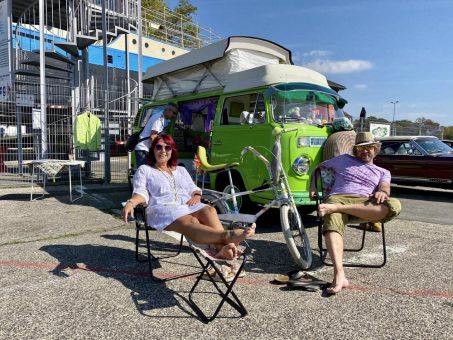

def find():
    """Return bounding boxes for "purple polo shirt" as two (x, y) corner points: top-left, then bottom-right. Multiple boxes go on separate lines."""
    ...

(323, 154), (391, 197)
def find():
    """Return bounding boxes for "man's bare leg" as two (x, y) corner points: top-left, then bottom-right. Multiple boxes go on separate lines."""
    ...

(319, 201), (389, 221)
(325, 231), (349, 294)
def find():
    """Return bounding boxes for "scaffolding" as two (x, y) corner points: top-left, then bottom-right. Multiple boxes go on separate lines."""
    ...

(1, 0), (221, 187)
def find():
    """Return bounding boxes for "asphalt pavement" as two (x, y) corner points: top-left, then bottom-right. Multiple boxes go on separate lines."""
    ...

(0, 183), (452, 339)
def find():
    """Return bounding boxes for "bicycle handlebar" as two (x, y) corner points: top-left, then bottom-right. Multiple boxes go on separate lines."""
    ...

(240, 146), (270, 167)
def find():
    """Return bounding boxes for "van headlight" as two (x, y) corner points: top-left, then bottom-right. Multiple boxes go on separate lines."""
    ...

(292, 156), (310, 175)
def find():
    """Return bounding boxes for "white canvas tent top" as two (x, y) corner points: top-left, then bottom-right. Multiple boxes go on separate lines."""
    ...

(143, 36), (335, 101)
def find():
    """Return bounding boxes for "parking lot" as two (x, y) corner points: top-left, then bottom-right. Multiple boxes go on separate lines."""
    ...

(0, 184), (452, 339)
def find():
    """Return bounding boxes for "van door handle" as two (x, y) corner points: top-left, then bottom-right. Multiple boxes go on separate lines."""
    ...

(212, 140), (222, 145)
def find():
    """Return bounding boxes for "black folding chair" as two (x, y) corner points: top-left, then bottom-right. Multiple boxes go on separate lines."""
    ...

(128, 168), (199, 282)
(128, 168), (249, 321)
(314, 167), (387, 268)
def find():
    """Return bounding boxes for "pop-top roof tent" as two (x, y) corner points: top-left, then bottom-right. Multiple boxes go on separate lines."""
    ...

(143, 36), (344, 101)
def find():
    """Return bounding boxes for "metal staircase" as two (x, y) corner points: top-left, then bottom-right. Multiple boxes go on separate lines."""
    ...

(14, 0), (138, 88)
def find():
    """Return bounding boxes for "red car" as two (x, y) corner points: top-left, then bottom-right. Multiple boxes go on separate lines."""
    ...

(374, 136), (453, 185)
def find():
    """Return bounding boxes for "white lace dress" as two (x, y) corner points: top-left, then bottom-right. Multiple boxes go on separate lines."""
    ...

(132, 165), (206, 231)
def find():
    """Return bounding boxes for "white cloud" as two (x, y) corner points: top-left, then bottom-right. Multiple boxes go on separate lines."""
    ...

(303, 59), (374, 74)
(303, 50), (331, 57)
(354, 84), (368, 90)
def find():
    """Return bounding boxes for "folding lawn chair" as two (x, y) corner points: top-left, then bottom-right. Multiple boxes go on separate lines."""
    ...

(128, 168), (249, 322)
(314, 167), (387, 268)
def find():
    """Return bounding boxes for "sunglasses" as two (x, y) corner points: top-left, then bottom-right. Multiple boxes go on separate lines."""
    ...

(155, 144), (172, 152)
(356, 145), (376, 152)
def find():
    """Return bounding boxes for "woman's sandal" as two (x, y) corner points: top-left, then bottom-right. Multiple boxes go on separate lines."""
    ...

(229, 259), (246, 278)
(273, 269), (301, 284)
(201, 265), (235, 283)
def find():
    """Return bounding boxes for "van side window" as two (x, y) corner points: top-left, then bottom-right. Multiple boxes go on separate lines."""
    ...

(140, 106), (165, 128)
(221, 93), (266, 125)
(173, 97), (218, 153)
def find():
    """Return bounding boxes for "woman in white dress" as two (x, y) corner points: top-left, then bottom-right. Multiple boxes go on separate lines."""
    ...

(122, 134), (255, 260)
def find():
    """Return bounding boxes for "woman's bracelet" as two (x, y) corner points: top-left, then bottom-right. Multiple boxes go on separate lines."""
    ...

(193, 193), (202, 197)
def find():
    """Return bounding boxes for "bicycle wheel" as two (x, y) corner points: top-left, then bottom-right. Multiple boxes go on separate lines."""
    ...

(280, 204), (312, 269)
(201, 191), (230, 215)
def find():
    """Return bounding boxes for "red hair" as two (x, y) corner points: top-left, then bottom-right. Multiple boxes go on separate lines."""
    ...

(149, 134), (178, 167)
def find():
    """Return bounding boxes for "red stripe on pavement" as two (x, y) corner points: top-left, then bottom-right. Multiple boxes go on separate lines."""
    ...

(1, 261), (452, 299)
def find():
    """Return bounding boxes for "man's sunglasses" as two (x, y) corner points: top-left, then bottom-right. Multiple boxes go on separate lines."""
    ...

(355, 145), (377, 152)
(155, 144), (172, 152)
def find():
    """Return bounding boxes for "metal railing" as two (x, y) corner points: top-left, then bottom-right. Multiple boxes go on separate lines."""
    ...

(141, 6), (221, 48)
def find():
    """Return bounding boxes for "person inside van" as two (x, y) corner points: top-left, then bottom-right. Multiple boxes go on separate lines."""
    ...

(124, 134), (256, 260)
(134, 102), (179, 167)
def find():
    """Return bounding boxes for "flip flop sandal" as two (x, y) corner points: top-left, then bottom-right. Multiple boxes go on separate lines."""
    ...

(287, 274), (327, 291)
(287, 281), (323, 292)
(273, 269), (302, 284)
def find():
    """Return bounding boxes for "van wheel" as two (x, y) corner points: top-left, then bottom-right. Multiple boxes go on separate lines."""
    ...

(215, 172), (253, 212)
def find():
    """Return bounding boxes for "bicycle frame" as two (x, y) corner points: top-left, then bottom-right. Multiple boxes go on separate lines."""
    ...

(203, 127), (298, 221)
(201, 126), (312, 269)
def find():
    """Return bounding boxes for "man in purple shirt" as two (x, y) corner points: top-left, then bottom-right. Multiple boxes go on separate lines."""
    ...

(310, 132), (401, 294)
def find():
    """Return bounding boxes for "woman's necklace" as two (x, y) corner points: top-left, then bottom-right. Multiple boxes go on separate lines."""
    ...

(156, 166), (180, 203)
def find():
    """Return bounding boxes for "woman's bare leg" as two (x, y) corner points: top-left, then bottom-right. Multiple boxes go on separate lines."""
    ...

(165, 215), (255, 251)
(190, 205), (255, 257)
(191, 205), (224, 232)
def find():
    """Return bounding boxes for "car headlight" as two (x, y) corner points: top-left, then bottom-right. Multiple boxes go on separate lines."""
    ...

(292, 156), (310, 175)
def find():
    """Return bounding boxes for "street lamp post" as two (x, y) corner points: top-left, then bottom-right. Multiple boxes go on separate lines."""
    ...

(390, 100), (399, 136)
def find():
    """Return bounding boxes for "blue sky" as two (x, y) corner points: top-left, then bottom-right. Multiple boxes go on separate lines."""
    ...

(167, 0), (453, 126)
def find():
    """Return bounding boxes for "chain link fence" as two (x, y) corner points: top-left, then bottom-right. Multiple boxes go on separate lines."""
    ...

(354, 120), (444, 139)
(0, 81), (137, 188)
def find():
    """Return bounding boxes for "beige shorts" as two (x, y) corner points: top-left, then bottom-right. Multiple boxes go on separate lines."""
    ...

(322, 194), (401, 236)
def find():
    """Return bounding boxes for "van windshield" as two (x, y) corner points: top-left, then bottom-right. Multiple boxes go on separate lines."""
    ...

(267, 86), (345, 125)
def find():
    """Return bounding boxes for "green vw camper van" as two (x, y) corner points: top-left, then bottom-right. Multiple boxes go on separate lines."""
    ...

(133, 36), (348, 209)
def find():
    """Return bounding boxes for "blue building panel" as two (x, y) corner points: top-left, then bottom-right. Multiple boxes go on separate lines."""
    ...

(88, 45), (163, 71)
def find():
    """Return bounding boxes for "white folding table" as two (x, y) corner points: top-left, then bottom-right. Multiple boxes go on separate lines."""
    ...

(30, 160), (86, 202)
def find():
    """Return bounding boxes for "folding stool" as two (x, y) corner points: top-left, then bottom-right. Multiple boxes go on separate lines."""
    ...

(188, 244), (248, 323)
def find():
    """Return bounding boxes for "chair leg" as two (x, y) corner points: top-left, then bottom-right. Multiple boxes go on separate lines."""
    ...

(135, 226), (200, 283)
(188, 250), (248, 323)
(318, 221), (387, 268)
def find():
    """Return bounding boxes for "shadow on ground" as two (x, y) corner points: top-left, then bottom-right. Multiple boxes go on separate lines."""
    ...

(39, 242), (199, 319)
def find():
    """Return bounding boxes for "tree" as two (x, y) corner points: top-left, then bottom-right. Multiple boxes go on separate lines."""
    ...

(170, 0), (199, 48)
(415, 117), (440, 127)
(141, 0), (199, 47)
(174, 0), (197, 18)
(142, 0), (168, 16)
(443, 126), (453, 139)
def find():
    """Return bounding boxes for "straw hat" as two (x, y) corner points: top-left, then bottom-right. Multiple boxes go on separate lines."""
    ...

(354, 132), (379, 147)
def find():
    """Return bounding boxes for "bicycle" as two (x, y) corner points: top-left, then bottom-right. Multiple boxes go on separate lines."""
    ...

(197, 126), (313, 270)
